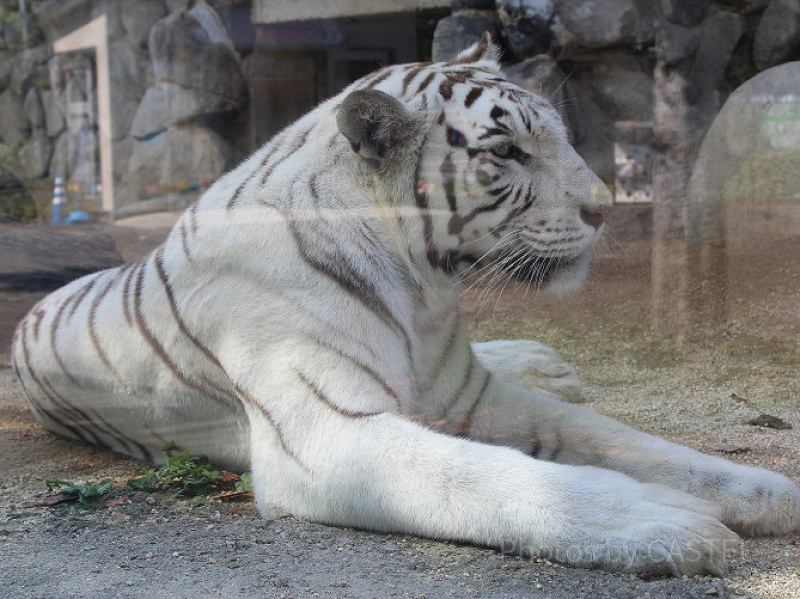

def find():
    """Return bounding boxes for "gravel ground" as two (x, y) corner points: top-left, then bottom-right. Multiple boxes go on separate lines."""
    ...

(0, 218), (798, 599)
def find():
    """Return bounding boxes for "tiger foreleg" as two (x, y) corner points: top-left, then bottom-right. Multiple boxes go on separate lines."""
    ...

(466, 375), (800, 537)
(242, 387), (735, 576)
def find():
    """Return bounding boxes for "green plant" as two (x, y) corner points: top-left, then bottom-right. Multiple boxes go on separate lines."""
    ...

(128, 444), (251, 501)
(46, 479), (114, 506)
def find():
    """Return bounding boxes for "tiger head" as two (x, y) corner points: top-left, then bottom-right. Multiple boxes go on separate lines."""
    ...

(337, 33), (612, 294)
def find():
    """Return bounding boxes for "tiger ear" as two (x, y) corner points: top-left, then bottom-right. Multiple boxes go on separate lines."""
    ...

(337, 89), (416, 163)
(450, 31), (501, 66)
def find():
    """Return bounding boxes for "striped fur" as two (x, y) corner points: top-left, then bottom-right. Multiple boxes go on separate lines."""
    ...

(12, 35), (799, 575)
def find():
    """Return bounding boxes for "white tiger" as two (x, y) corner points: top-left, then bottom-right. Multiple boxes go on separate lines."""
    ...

(12, 34), (799, 576)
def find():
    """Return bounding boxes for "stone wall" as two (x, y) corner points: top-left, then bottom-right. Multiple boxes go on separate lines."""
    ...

(1, 0), (799, 219)
(432, 0), (800, 184)
(0, 0), (252, 217)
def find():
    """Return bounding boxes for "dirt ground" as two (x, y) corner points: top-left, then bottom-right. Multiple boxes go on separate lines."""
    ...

(0, 215), (798, 599)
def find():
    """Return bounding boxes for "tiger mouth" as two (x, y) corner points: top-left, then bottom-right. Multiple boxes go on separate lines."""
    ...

(508, 254), (582, 284)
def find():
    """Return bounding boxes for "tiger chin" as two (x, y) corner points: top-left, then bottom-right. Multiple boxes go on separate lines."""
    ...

(12, 33), (799, 577)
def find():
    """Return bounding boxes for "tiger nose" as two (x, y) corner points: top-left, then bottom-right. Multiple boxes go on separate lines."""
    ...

(579, 205), (611, 230)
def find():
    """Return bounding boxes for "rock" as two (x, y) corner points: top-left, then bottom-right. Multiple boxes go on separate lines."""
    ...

(658, 22), (700, 66)
(746, 414), (792, 429)
(48, 130), (70, 178)
(41, 89), (65, 138)
(496, 0), (554, 58)
(662, 0), (710, 27)
(0, 88), (28, 146)
(714, 0), (770, 12)
(130, 82), (241, 140)
(148, 3), (246, 101)
(23, 87), (45, 130)
(505, 55), (585, 143)
(92, 1), (126, 41)
(29, 0), (95, 42)
(0, 225), (124, 292)
(166, 0), (191, 13)
(452, 0), (497, 9)
(693, 11), (745, 92)
(127, 125), (234, 196)
(583, 59), (654, 122)
(472, 339), (585, 402)
(10, 44), (50, 95)
(0, 50), (12, 89)
(687, 62), (800, 247)
(18, 130), (52, 179)
(0, 165), (36, 220)
(753, 0), (800, 70)
(552, 0), (657, 49)
(122, 0), (167, 48)
(108, 39), (149, 141)
(431, 11), (499, 62)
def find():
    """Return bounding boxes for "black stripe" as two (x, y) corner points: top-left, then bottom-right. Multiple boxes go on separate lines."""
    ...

(427, 314), (461, 383)
(414, 151), (440, 269)
(227, 177), (249, 210)
(19, 324), (86, 442)
(439, 79), (453, 100)
(189, 201), (199, 235)
(284, 214), (413, 360)
(440, 350), (476, 417)
(152, 250), (239, 403)
(362, 67), (393, 89)
(234, 385), (312, 474)
(121, 263), (139, 327)
(447, 185), (517, 237)
(50, 291), (83, 387)
(260, 127), (312, 187)
(464, 87), (483, 107)
(178, 219), (195, 264)
(296, 370), (384, 418)
(401, 66), (426, 96)
(132, 260), (231, 408)
(415, 72), (436, 96)
(88, 273), (124, 382)
(457, 371), (492, 437)
(310, 337), (401, 408)
(67, 277), (98, 320)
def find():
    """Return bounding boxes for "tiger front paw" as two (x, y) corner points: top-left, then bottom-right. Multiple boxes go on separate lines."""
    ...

(699, 464), (800, 536)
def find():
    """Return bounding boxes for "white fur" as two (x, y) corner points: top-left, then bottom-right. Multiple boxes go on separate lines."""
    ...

(12, 38), (799, 577)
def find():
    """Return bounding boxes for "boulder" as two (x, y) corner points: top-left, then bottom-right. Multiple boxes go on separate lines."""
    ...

(496, 0), (554, 58)
(0, 225), (124, 292)
(127, 124), (234, 195)
(584, 59), (654, 122)
(552, 0), (656, 49)
(472, 339), (585, 403)
(505, 55), (585, 143)
(18, 129), (52, 179)
(23, 86), (45, 130)
(10, 44), (50, 95)
(0, 165), (36, 221)
(41, 89), (65, 138)
(753, 0), (800, 70)
(431, 11), (499, 62)
(0, 88), (28, 146)
(130, 82), (242, 141)
(122, 0), (167, 48)
(687, 61), (800, 246)
(108, 39), (149, 141)
(148, 2), (246, 101)
(714, 0), (770, 12)
(661, 0), (710, 27)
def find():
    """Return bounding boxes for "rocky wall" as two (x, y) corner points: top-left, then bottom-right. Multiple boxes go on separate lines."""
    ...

(432, 0), (800, 184)
(0, 0), (251, 218)
(1, 0), (799, 219)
